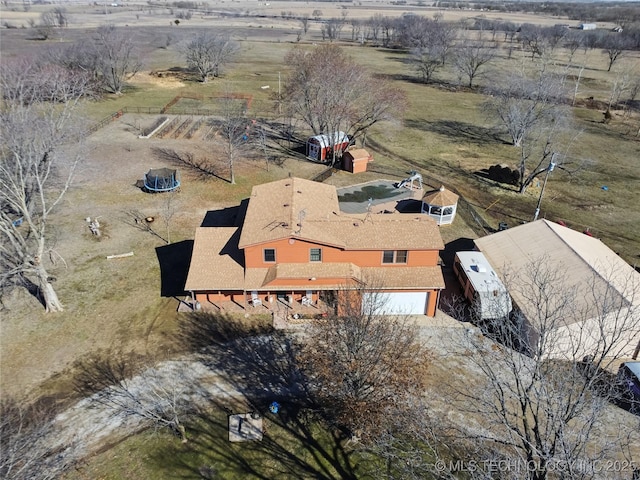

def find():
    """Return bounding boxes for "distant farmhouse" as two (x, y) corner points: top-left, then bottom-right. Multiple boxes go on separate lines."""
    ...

(185, 177), (445, 318)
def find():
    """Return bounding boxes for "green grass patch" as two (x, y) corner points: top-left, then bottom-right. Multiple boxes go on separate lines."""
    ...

(63, 407), (378, 480)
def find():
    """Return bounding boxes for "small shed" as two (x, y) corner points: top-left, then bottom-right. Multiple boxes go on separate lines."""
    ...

(307, 132), (350, 162)
(422, 186), (459, 225)
(343, 149), (373, 173)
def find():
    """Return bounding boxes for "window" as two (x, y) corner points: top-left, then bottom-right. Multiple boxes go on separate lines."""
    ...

(310, 248), (322, 262)
(382, 250), (408, 264)
(263, 248), (276, 263)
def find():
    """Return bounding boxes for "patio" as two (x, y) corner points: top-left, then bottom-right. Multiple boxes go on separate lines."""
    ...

(178, 295), (332, 329)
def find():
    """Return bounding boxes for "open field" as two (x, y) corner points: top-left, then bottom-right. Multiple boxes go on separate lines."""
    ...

(1, 3), (640, 475)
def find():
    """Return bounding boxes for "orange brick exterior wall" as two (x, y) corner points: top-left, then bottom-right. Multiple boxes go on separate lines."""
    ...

(244, 238), (439, 269)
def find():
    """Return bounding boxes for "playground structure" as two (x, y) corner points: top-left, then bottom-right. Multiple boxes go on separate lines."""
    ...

(144, 168), (180, 192)
(396, 171), (423, 191)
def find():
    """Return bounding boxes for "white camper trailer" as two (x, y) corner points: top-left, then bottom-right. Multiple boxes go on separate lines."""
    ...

(453, 251), (512, 320)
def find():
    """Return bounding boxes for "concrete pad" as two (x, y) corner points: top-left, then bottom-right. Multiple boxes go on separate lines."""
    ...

(228, 413), (263, 442)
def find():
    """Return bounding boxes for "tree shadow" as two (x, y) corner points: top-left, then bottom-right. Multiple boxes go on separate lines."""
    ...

(169, 311), (362, 478)
(153, 401), (361, 479)
(405, 118), (508, 146)
(151, 146), (229, 183)
(155, 240), (193, 297)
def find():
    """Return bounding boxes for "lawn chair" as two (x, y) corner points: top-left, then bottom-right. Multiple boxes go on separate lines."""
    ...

(250, 291), (262, 307)
(301, 292), (313, 306)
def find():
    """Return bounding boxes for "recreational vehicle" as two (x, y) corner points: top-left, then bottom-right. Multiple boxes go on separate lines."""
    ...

(453, 251), (512, 320)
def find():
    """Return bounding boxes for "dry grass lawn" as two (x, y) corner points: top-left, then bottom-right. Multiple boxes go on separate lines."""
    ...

(1, 2), (638, 419)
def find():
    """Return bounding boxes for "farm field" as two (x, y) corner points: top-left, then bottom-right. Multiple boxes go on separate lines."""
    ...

(1, 1), (640, 476)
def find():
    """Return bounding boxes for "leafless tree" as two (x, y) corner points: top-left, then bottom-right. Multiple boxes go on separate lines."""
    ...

(92, 24), (142, 94)
(453, 39), (496, 88)
(297, 285), (429, 442)
(35, 10), (58, 40)
(52, 7), (68, 27)
(0, 60), (91, 312)
(211, 93), (253, 185)
(283, 45), (405, 164)
(483, 66), (565, 148)
(482, 64), (578, 193)
(321, 17), (345, 42)
(181, 32), (238, 83)
(0, 398), (71, 480)
(160, 189), (178, 244)
(601, 34), (630, 72)
(518, 24), (548, 60)
(410, 45), (443, 84)
(74, 353), (199, 443)
(299, 16), (309, 34)
(49, 41), (102, 88)
(448, 260), (640, 480)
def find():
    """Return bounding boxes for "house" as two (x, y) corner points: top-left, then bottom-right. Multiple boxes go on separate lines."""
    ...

(306, 132), (350, 162)
(453, 251), (512, 321)
(474, 219), (640, 359)
(342, 148), (373, 174)
(184, 177), (446, 317)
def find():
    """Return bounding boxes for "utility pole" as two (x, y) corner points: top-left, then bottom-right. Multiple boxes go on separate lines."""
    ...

(533, 153), (556, 222)
(278, 71), (281, 115)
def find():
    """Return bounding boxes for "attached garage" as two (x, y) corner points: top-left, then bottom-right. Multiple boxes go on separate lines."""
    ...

(363, 291), (429, 315)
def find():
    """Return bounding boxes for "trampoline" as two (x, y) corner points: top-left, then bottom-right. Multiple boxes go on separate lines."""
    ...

(144, 168), (180, 192)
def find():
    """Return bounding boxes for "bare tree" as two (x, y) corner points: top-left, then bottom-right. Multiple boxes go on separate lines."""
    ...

(52, 7), (68, 27)
(299, 16), (309, 35)
(483, 66), (565, 148)
(482, 65), (578, 193)
(92, 24), (142, 94)
(160, 189), (178, 244)
(182, 32), (238, 83)
(0, 398), (72, 480)
(450, 260), (640, 480)
(453, 39), (496, 88)
(211, 94), (253, 185)
(601, 34), (630, 72)
(321, 17), (345, 42)
(518, 24), (548, 60)
(74, 354), (197, 443)
(283, 45), (405, 164)
(0, 60), (90, 312)
(297, 286), (429, 442)
(35, 10), (58, 40)
(410, 45), (443, 84)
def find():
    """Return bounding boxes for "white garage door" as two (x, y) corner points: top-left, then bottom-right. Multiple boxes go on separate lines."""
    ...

(363, 292), (428, 315)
